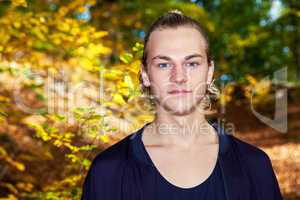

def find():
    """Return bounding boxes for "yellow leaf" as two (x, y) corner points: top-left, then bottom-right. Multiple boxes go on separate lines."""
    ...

(79, 58), (94, 71)
(77, 35), (89, 44)
(112, 93), (126, 105)
(129, 60), (141, 74)
(11, 0), (27, 7)
(245, 74), (257, 85)
(70, 27), (80, 35)
(103, 101), (117, 107)
(94, 31), (108, 38)
(0, 146), (7, 156)
(13, 21), (21, 29)
(137, 114), (154, 122)
(77, 6), (86, 13)
(99, 134), (109, 143)
(254, 79), (271, 96)
(15, 162), (25, 171)
(103, 69), (123, 80)
(7, 158), (26, 171)
(119, 88), (130, 96)
(0, 95), (10, 102)
(57, 22), (70, 32)
(124, 75), (134, 88)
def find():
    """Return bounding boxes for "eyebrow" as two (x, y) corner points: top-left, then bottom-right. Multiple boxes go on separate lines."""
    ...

(151, 54), (203, 61)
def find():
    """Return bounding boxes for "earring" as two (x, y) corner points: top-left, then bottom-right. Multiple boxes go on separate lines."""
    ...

(148, 93), (156, 107)
(201, 93), (212, 111)
(206, 79), (220, 99)
(199, 79), (217, 112)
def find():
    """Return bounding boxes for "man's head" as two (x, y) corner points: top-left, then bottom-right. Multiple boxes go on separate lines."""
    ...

(140, 10), (214, 115)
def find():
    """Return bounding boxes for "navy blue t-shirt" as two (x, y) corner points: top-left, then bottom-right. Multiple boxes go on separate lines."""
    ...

(81, 120), (284, 200)
(136, 130), (226, 200)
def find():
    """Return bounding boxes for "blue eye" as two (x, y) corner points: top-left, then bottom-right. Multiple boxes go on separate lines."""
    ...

(158, 63), (171, 68)
(185, 62), (199, 67)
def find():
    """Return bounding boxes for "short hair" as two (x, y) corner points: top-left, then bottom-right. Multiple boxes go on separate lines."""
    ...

(139, 10), (213, 98)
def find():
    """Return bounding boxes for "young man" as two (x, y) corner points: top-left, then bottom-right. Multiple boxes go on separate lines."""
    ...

(81, 10), (283, 200)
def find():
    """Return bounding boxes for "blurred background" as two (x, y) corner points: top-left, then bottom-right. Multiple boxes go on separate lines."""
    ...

(0, 0), (299, 199)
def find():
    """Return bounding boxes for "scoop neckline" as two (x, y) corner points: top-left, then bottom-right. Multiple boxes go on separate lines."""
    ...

(137, 121), (221, 191)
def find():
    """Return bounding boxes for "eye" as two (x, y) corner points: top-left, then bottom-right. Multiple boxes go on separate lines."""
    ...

(158, 63), (171, 69)
(185, 62), (200, 68)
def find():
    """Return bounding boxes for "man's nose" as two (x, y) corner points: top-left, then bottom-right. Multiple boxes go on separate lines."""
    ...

(170, 64), (187, 84)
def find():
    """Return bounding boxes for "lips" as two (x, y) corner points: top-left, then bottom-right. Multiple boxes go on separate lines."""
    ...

(168, 90), (192, 94)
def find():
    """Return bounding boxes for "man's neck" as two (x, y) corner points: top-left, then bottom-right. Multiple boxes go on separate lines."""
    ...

(146, 110), (217, 148)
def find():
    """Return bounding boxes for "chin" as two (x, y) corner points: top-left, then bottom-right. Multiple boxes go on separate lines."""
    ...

(161, 100), (198, 116)
(157, 94), (207, 115)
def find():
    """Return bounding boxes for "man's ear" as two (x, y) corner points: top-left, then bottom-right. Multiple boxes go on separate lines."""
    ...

(141, 64), (151, 87)
(207, 60), (214, 85)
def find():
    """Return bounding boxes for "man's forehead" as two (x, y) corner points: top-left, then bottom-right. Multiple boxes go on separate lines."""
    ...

(147, 41), (206, 60)
(147, 27), (207, 53)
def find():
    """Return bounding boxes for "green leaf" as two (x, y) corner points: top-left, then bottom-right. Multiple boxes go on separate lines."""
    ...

(120, 53), (133, 64)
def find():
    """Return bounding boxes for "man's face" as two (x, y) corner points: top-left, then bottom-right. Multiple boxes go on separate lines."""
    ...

(141, 26), (214, 115)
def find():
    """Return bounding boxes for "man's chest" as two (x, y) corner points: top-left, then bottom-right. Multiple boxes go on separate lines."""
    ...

(145, 144), (219, 188)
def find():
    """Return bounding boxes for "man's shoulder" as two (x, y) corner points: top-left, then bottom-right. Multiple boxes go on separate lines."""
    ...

(91, 132), (135, 169)
(81, 133), (138, 199)
(227, 135), (283, 199)
(229, 135), (272, 168)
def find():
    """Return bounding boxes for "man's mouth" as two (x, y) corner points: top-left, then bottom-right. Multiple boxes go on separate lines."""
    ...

(168, 89), (192, 95)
